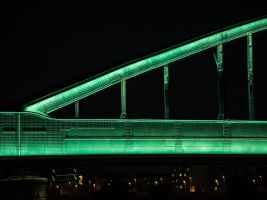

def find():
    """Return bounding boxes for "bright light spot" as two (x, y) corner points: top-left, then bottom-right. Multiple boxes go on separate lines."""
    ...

(56, 185), (59, 189)
(179, 173), (182, 177)
(79, 175), (83, 185)
(190, 186), (195, 192)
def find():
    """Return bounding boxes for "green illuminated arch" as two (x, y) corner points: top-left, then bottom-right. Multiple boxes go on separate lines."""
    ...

(24, 18), (267, 115)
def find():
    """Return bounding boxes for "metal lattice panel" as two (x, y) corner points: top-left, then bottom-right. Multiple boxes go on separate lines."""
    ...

(0, 112), (267, 156)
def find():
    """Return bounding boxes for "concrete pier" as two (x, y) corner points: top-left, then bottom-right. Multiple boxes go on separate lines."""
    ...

(0, 176), (47, 200)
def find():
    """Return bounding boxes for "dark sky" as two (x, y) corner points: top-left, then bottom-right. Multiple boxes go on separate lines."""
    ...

(0, 2), (266, 120)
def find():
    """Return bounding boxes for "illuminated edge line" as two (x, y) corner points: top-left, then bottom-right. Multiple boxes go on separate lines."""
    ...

(24, 18), (267, 115)
(64, 138), (267, 141)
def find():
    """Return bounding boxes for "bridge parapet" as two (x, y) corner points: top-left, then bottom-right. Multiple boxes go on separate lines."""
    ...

(1, 112), (267, 156)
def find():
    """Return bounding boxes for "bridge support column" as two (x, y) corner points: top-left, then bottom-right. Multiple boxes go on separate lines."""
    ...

(214, 44), (225, 119)
(164, 65), (170, 119)
(120, 80), (127, 119)
(0, 168), (47, 200)
(0, 176), (48, 200)
(75, 101), (79, 118)
(247, 33), (254, 120)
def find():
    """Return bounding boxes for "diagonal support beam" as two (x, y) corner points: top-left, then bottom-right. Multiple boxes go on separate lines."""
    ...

(247, 33), (254, 120)
(214, 44), (225, 119)
(120, 80), (127, 119)
(164, 65), (170, 119)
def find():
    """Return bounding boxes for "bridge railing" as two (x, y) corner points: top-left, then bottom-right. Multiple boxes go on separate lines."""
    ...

(2, 111), (267, 156)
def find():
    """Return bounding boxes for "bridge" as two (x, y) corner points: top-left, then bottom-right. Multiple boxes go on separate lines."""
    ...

(1, 17), (267, 157)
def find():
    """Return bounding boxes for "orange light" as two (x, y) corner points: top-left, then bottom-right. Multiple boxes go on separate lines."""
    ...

(190, 186), (195, 192)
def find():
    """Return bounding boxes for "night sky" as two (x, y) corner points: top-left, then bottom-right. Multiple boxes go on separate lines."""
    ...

(0, 2), (267, 120)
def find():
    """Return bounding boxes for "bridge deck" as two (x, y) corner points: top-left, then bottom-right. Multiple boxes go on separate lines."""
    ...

(1, 112), (267, 156)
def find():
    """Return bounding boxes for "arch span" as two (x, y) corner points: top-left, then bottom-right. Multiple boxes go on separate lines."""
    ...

(24, 18), (267, 115)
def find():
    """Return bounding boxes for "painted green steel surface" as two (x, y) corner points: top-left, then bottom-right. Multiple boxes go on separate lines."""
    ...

(120, 81), (127, 119)
(1, 18), (267, 157)
(247, 33), (254, 119)
(164, 65), (170, 119)
(1, 112), (267, 156)
(23, 18), (267, 115)
(215, 44), (225, 119)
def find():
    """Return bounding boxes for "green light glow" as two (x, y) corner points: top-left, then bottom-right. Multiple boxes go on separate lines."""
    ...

(23, 18), (267, 115)
(1, 18), (267, 157)
(18, 138), (267, 155)
(1, 112), (267, 156)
